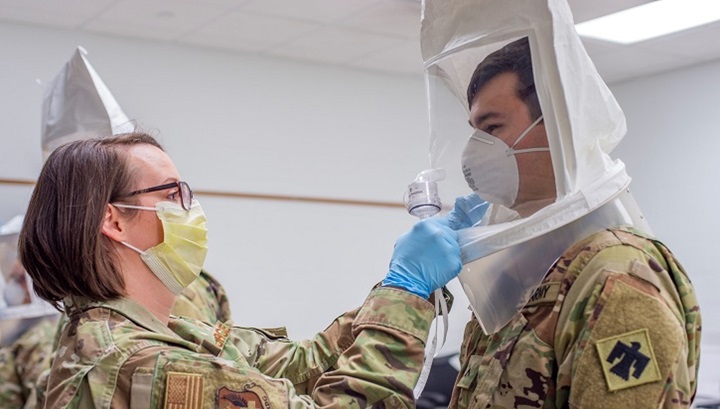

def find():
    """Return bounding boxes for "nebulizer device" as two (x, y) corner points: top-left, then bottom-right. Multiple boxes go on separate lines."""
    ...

(404, 168), (445, 220)
(404, 168), (450, 399)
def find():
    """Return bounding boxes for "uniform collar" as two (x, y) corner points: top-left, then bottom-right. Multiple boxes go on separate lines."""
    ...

(65, 296), (179, 338)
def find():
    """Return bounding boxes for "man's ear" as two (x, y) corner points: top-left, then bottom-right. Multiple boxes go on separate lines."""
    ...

(101, 204), (127, 243)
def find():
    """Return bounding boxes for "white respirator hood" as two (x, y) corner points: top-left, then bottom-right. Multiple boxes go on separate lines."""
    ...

(420, 0), (650, 334)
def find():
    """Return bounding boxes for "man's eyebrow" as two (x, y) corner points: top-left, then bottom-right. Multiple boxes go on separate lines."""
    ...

(470, 112), (500, 129)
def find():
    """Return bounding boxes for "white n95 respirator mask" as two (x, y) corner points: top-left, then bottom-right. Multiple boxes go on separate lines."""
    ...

(461, 115), (545, 208)
(113, 200), (208, 294)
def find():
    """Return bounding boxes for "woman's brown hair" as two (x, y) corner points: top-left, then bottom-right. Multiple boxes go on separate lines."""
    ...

(19, 132), (163, 310)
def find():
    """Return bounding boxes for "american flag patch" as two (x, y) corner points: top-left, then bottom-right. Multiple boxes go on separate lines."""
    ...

(164, 371), (203, 409)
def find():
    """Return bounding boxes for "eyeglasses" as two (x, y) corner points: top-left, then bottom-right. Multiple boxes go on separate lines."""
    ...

(123, 181), (194, 211)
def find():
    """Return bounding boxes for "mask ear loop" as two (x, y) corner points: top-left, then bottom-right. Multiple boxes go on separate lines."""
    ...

(109, 203), (157, 255)
(112, 203), (157, 212)
(507, 115), (545, 155)
(119, 241), (146, 255)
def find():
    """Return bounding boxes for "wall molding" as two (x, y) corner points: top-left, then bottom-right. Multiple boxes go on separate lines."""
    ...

(0, 178), (405, 209)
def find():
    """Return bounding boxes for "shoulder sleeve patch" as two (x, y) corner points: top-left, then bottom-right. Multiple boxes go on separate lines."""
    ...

(164, 371), (203, 409)
(595, 329), (661, 391)
(155, 353), (289, 409)
(216, 384), (272, 408)
(569, 274), (685, 408)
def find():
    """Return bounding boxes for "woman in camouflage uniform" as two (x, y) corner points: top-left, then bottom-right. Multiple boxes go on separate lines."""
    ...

(19, 132), (462, 408)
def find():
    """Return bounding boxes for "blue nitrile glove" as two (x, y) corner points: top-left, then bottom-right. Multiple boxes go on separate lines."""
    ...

(382, 218), (462, 299)
(445, 194), (489, 231)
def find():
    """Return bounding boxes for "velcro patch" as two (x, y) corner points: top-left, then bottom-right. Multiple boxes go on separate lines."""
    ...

(595, 329), (661, 391)
(216, 383), (271, 409)
(165, 371), (204, 409)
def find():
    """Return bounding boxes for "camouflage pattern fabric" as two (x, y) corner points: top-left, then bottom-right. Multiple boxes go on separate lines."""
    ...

(43, 287), (433, 408)
(450, 227), (701, 409)
(170, 270), (232, 324)
(31, 270), (233, 408)
(0, 315), (60, 409)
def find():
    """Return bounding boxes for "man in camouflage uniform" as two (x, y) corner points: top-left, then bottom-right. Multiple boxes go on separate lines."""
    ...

(415, 0), (701, 407)
(0, 315), (59, 409)
(450, 228), (700, 408)
(0, 270), (232, 409)
(0, 218), (61, 409)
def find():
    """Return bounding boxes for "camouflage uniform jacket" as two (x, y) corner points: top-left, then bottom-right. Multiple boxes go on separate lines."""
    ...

(34, 270), (233, 408)
(169, 270), (233, 324)
(43, 287), (434, 408)
(0, 315), (60, 409)
(450, 227), (701, 409)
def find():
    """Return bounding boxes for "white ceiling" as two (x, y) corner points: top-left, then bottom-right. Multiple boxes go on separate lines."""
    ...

(2, 0), (720, 84)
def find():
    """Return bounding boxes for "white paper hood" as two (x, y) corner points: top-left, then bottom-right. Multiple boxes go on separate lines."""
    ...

(419, 0), (649, 334)
(421, 0), (628, 206)
(41, 46), (134, 159)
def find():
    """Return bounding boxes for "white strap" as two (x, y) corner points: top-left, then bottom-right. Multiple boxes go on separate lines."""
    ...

(509, 115), (544, 149)
(120, 241), (146, 255)
(112, 203), (156, 211)
(413, 287), (449, 399)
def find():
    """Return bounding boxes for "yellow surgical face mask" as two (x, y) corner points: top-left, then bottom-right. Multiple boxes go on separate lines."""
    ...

(113, 200), (208, 294)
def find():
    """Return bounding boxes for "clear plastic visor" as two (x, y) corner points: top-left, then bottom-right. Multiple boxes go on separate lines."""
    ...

(427, 35), (556, 221)
(425, 35), (564, 335)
